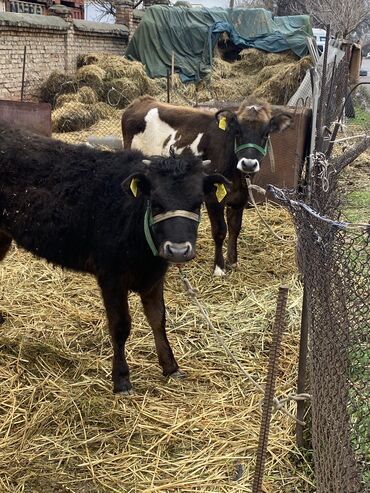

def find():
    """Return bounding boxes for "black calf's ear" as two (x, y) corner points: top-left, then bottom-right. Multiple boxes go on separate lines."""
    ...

(269, 113), (292, 133)
(215, 110), (238, 132)
(121, 173), (151, 197)
(203, 174), (232, 202)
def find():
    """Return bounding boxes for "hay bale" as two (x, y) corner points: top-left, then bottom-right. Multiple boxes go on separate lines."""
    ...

(39, 71), (78, 108)
(256, 65), (283, 85)
(212, 77), (258, 101)
(264, 51), (299, 66)
(55, 87), (98, 109)
(102, 78), (141, 108)
(55, 93), (79, 109)
(104, 57), (146, 81)
(52, 102), (101, 133)
(77, 86), (98, 105)
(77, 53), (160, 98)
(76, 53), (100, 68)
(77, 65), (106, 95)
(93, 101), (117, 119)
(235, 49), (300, 76)
(78, 53), (152, 90)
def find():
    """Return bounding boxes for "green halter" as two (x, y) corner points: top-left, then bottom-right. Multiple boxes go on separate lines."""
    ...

(234, 141), (268, 157)
(143, 202), (201, 257)
(144, 203), (158, 256)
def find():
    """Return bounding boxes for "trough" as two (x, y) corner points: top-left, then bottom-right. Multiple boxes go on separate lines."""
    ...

(0, 100), (52, 137)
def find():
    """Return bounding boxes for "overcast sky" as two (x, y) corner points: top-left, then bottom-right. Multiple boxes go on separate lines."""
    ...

(86, 1), (231, 22)
(195, 0), (229, 6)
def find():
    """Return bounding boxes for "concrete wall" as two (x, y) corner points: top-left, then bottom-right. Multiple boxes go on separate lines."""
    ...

(0, 12), (128, 100)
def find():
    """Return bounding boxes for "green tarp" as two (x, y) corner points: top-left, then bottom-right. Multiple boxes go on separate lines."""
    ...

(125, 6), (312, 83)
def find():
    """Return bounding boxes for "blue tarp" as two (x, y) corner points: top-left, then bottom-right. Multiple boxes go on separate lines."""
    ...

(126, 6), (312, 83)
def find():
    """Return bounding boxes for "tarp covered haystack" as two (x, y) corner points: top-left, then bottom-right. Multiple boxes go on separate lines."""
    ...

(126, 6), (312, 82)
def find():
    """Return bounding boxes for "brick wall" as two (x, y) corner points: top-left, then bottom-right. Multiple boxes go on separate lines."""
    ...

(0, 12), (128, 100)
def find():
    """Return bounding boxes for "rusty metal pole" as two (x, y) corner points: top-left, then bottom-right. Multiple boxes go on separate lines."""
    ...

(296, 283), (309, 447)
(21, 46), (27, 102)
(252, 286), (289, 493)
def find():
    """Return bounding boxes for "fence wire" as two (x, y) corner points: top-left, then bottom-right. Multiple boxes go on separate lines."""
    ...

(273, 41), (370, 491)
(272, 185), (369, 493)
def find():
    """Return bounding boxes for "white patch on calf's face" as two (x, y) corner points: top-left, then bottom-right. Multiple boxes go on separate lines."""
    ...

(131, 108), (204, 157)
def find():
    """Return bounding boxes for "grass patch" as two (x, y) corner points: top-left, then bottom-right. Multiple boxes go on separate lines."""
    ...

(352, 106), (370, 126)
(344, 190), (370, 222)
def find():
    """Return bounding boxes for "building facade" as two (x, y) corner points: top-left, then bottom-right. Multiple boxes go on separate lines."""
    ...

(0, 0), (84, 19)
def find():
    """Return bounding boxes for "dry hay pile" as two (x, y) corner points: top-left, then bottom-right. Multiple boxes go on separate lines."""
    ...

(41, 48), (311, 135)
(159, 49), (312, 106)
(211, 49), (312, 105)
(52, 101), (119, 133)
(0, 204), (314, 493)
(41, 53), (161, 133)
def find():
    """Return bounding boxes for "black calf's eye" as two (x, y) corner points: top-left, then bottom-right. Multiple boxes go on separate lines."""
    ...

(151, 203), (165, 215)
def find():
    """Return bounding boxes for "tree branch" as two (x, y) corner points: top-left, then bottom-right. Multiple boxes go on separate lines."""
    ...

(331, 136), (370, 172)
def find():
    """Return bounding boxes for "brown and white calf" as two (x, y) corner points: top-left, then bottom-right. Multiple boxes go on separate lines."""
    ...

(122, 96), (292, 275)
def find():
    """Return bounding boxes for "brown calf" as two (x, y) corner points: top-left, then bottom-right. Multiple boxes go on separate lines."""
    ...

(122, 96), (292, 275)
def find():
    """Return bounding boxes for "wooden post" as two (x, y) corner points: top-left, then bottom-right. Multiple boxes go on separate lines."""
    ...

(171, 51), (175, 91)
(296, 283), (309, 447)
(167, 69), (171, 103)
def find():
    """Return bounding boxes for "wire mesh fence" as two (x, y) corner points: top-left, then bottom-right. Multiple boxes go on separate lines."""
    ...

(272, 39), (370, 493)
(271, 183), (369, 493)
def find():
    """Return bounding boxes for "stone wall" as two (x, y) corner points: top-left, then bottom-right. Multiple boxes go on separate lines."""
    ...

(0, 12), (128, 100)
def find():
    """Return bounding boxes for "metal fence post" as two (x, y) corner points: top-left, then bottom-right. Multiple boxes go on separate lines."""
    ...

(252, 286), (289, 493)
(21, 46), (27, 102)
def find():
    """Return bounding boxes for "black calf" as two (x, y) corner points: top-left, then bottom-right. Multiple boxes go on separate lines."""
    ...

(0, 123), (229, 393)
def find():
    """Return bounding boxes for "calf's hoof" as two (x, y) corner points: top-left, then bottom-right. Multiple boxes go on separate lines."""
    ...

(226, 262), (237, 271)
(213, 265), (226, 277)
(168, 369), (186, 379)
(113, 379), (133, 395)
(115, 387), (134, 396)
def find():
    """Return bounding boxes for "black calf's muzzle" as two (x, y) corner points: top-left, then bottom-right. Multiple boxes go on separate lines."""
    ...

(162, 241), (194, 263)
(144, 203), (200, 262)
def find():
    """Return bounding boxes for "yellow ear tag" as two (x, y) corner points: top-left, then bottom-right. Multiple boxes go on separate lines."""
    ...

(218, 116), (227, 131)
(130, 178), (138, 197)
(215, 183), (227, 202)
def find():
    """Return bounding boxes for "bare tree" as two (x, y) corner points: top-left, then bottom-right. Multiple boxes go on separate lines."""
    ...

(275, 0), (303, 16)
(290, 0), (370, 37)
(87, 0), (115, 21)
(232, 0), (274, 8)
(87, 0), (144, 22)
